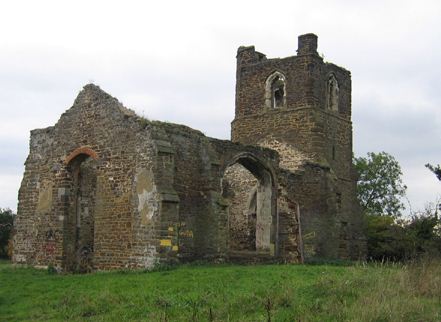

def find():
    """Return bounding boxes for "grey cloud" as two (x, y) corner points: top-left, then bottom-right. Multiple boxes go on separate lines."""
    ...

(354, 99), (441, 160)
(0, 138), (27, 169)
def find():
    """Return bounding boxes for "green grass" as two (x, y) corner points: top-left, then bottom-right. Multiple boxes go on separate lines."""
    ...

(1, 259), (440, 321)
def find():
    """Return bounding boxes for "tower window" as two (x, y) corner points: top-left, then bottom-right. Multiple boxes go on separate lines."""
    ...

(272, 77), (285, 108)
(327, 74), (339, 111)
(265, 71), (286, 109)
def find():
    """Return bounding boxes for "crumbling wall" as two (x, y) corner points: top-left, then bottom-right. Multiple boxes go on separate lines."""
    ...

(14, 84), (297, 271)
(155, 123), (290, 262)
(13, 85), (172, 270)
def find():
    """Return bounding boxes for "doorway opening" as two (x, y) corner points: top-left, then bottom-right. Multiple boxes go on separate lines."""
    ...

(64, 153), (97, 272)
(222, 154), (275, 254)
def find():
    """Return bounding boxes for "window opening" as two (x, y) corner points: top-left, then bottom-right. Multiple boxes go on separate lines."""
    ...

(327, 74), (339, 111)
(265, 72), (286, 109)
(271, 76), (285, 108)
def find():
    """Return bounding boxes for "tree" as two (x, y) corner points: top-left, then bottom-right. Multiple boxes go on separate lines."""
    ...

(425, 163), (441, 181)
(354, 152), (407, 217)
(0, 208), (14, 258)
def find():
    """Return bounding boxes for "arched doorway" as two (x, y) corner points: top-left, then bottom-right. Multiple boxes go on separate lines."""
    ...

(63, 151), (98, 272)
(222, 154), (276, 255)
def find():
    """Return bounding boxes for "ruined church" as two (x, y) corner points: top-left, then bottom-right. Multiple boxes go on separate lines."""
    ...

(13, 34), (366, 271)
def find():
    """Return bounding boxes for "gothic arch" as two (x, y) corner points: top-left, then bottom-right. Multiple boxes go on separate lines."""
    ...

(265, 71), (287, 109)
(221, 152), (278, 255)
(326, 73), (339, 112)
(225, 152), (276, 187)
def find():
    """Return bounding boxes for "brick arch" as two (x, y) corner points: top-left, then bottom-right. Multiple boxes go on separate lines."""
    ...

(65, 146), (99, 164)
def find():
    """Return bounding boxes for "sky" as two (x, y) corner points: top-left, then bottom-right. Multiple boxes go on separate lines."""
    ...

(0, 0), (440, 214)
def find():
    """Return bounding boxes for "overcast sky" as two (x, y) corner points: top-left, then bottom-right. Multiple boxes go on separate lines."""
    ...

(1, 0), (440, 214)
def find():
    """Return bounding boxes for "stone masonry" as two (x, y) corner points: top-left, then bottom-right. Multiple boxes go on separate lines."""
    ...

(13, 34), (366, 272)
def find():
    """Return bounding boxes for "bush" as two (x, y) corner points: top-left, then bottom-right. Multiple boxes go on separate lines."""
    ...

(406, 214), (441, 256)
(366, 212), (441, 261)
(366, 215), (411, 261)
(0, 208), (14, 258)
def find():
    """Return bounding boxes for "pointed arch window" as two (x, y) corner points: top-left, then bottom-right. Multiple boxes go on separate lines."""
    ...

(265, 71), (286, 109)
(327, 74), (339, 111)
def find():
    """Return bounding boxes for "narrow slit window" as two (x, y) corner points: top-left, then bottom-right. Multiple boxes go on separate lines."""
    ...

(327, 74), (339, 111)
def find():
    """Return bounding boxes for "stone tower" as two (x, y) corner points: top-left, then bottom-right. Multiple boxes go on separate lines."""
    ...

(232, 33), (365, 259)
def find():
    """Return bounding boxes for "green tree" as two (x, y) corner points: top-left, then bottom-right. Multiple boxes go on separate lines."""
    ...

(0, 208), (14, 258)
(425, 163), (441, 181)
(354, 152), (407, 217)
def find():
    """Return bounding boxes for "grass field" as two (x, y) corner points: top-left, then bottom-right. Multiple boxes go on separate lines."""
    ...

(0, 258), (440, 321)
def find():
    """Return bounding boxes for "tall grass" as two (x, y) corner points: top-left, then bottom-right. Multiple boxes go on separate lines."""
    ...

(312, 258), (441, 322)
(1, 259), (440, 321)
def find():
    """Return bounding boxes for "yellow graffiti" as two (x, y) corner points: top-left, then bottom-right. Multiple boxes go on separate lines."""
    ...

(172, 245), (179, 251)
(160, 239), (172, 247)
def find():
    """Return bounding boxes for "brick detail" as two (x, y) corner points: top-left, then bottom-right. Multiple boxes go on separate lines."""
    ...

(65, 146), (99, 164)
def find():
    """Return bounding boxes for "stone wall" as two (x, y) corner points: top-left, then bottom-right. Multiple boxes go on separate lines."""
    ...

(14, 85), (301, 271)
(14, 85), (168, 270)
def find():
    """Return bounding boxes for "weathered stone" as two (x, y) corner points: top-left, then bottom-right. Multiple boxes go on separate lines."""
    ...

(13, 33), (365, 272)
